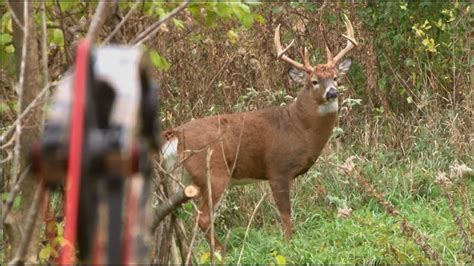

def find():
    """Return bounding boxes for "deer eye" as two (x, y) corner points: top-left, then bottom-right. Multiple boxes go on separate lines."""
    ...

(312, 80), (319, 85)
(333, 77), (338, 81)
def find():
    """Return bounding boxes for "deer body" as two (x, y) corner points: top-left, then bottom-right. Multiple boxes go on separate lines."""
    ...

(165, 91), (337, 183)
(161, 15), (357, 251)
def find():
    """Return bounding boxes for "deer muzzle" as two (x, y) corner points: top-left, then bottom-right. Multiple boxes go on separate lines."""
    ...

(325, 87), (338, 100)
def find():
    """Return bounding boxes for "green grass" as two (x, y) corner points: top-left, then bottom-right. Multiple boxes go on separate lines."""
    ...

(190, 122), (473, 264)
(195, 194), (471, 264)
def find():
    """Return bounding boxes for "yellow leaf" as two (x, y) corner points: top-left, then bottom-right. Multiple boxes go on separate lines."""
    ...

(275, 254), (286, 265)
(200, 252), (210, 264)
(227, 30), (239, 44)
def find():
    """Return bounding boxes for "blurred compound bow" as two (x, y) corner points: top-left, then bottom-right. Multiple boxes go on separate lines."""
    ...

(31, 40), (159, 264)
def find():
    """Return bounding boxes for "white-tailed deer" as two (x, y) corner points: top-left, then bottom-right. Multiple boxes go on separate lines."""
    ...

(161, 15), (357, 251)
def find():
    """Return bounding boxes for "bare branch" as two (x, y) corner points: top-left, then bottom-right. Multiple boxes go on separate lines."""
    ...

(5, 1), (24, 31)
(104, 0), (141, 44)
(10, 1), (30, 219)
(0, 82), (54, 145)
(185, 212), (201, 266)
(2, 165), (31, 224)
(40, 0), (49, 86)
(132, 0), (191, 46)
(316, 0), (328, 12)
(206, 148), (215, 265)
(8, 181), (46, 266)
(237, 193), (268, 265)
(86, 1), (114, 43)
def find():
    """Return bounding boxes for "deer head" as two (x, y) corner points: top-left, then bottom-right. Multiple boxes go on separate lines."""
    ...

(274, 14), (357, 108)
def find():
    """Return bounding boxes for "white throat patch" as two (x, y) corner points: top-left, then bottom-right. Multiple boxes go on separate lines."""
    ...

(318, 100), (339, 115)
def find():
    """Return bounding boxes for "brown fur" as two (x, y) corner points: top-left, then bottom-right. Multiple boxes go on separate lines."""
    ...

(313, 64), (337, 78)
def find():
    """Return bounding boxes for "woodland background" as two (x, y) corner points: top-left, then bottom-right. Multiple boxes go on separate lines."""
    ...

(1, 1), (473, 264)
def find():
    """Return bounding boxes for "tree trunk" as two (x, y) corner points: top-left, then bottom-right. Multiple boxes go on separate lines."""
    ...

(6, 1), (44, 263)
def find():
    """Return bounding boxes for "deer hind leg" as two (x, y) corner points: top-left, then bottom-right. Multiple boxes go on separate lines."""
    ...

(197, 174), (229, 253)
(269, 177), (292, 241)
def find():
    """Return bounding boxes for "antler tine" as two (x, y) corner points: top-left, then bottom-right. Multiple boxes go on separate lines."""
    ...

(302, 47), (313, 71)
(333, 14), (358, 64)
(274, 24), (312, 72)
(324, 42), (333, 64)
(319, 23), (334, 64)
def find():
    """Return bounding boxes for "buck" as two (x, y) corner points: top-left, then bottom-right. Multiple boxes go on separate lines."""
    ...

(161, 15), (357, 251)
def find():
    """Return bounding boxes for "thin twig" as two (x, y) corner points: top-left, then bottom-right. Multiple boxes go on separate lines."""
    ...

(316, 0), (328, 12)
(0, 152), (13, 164)
(132, 0), (190, 46)
(5, 1), (24, 30)
(104, 0), (141, 44)
(1, 82), (54, 144)
(185, 211), (201, 266)
(8, 180), (46, 266)
(10, 1), (30, 223)
(0, 134), (16, 150)
(206, 148), (215, 265)
(237, 192), (268, 265)
(86, 0), (114, 43)
(2, 165), (31, 224)
(40, 0), (50, 128)
(40, 0), (49, 87)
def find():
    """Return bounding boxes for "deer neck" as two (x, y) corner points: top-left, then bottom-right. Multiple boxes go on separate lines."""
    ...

(289, 89), (337, 134)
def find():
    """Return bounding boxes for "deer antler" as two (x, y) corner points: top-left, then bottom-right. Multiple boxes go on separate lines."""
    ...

(274, 24), (314, 72)
(331, 14), (358, 64)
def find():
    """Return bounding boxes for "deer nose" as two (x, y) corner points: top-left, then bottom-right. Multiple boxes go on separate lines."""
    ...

(326, 87), (338, 100)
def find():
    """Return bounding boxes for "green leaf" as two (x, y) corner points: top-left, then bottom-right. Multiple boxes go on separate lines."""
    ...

(241, 13), (254, 28)
(0, 33), (12, 47)
(199, 252), (222, 264)
(226, 30), (239, 44)
(39, 245), (54, 262)
(2, 12), (13, 33)
(253, 14), (265, 24)
(216, 3), (232, 18)
(51, 29), (64, 47)
(188, 4), (201, 18)
(172, 18), (185, 30)
(272, 6), (282, 14)
(3, 193), (22, 210)
(59, 1), (74, 12)
(5, 44), (14, 53)
(205, 10), (218, 26)
(0, 102), (9, 113)
(149, 50), (170, 71)
(237, 3), (251, 14)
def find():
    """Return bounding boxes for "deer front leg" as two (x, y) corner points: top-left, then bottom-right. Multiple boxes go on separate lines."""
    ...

(197, 174), (229, 253)
(269, 177), (292, 241)
(198, 197), (224, 252)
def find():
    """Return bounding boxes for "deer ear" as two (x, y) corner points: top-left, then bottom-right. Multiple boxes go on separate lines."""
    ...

(287, 68), (306, 85)
(337, 58), (352, 77)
